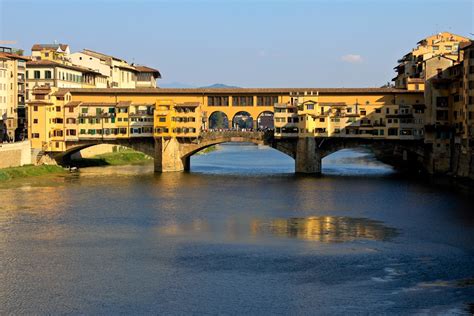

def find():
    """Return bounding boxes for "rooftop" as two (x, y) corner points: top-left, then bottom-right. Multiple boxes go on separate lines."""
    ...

(32, 44), (69, 52)
(26, 60), (101, 74)
(59, 87), (422, 95)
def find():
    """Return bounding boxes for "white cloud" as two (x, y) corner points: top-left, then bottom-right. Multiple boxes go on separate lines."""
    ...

(341, 54), (363, 63)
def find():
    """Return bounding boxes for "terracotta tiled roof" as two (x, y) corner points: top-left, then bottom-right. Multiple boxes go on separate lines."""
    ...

(64, 101), (82, 107)
(460, 41), (473, 50)
(134, 65), (161, 78)
(116, 101), (132, 107)
(59, 87), (422, 95)
(32, 87), (52, 95)
(31, 44), (69, 51)
(80, 102), (117, 107)
(26, 100), (53, 105)
(0, 52), (29, 61)
(52, 90), (69, 97)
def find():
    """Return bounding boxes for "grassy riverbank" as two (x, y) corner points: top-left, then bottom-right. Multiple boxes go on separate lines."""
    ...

(0, 165), (65, 181)
(71, 150), (153, 168)
(196, 145), (218, 155)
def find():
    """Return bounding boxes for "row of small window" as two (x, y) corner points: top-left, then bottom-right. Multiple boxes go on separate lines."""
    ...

(172, 117), (196, 122)
(275, 117), (299, 123)
(0, 83), (13, 91)
(77, 128), (154, 135)
(80, 108), (128, 114)
(275, 108), (297, 113)
(78, 117), (131, 124)
(208, 96), (279, 106)
(27, 70), (83, 82)
(154, 127), (197, 134)
(294, 127), (422, 136)
(175, 108), (196, 113)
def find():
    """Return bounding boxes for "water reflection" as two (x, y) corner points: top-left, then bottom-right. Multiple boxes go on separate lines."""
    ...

(253, 216), (399, 242)
(158, 216), (398, 243)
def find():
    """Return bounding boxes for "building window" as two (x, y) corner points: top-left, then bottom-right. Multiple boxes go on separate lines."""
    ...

(33, 119), (38, 123)
(33, 106), (38, 111)
(34, 71), (40, 79)
(232, 96), (254, 106)
(256, 96), (278, 106)
(306, 103), (314, 110)
(208, 96), (229, 106)
(45, 71), (52, 79)
(436, 97), (449, 108)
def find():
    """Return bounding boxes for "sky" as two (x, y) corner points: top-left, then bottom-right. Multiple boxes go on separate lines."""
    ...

(0, 0), (472, 88)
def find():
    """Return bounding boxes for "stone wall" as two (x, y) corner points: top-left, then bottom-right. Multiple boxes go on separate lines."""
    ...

(0, 141), (32, 168)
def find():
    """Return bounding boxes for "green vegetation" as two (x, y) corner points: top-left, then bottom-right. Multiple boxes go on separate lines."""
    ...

(196, 145), (218, 155)
(0, 165), (65, 181)
(71, 150), (153, 167)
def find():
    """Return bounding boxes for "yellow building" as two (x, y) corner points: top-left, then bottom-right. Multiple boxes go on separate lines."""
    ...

(0, 48), (29, 141)
(393, 32), (470, 90)
(31, 44), (70, 63)
(27, 87), (424, 153)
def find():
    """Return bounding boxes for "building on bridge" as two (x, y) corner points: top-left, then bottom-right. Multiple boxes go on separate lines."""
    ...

(27, 86), (427, 173)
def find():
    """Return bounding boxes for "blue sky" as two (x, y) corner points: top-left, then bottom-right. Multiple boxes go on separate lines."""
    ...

(0, 0), (472, 87)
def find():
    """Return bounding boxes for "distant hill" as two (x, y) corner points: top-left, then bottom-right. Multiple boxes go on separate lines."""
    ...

(200, 83), (241, 89)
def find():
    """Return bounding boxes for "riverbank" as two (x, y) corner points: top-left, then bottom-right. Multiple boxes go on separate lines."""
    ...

(0, 165), (65, 181)
(195, 145), (218, 155)
(70, 150), (153, 168)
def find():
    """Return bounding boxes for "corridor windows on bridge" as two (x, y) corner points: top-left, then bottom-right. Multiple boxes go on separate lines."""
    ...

(208, 111), (229, 129)
(208, 96), (229, 106)
(257, 111), (274, 130)
(233, 111), (253, 129)
(256, 96), (278, 106)
(232, 96), (253, 106)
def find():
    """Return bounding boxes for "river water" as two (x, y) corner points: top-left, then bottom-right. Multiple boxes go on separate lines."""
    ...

(1, 144), (473, 315)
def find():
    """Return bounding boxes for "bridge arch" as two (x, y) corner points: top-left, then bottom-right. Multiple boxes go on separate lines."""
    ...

(208, 111), (229, 130)
(54, 138), (155, 165)
(315, 138), (426, 171)
(257, 111), (274, 130)
(175, 131), (294, 165)
(232, 111), (253, 129)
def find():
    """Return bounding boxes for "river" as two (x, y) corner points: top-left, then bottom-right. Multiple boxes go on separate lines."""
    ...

(1, 144), (473, 314)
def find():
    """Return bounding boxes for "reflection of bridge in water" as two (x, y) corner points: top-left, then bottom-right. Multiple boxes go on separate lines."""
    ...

(251, 216), (399, 242)
(158, 215), (399, 243)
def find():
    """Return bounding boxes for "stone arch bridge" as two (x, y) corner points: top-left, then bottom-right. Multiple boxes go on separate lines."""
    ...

(55, 131), (429, 174)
